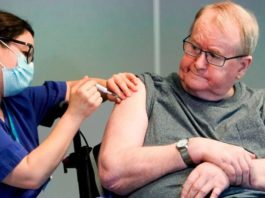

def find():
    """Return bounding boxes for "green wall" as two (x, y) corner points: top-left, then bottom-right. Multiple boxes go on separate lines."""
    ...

(2, 1), (265, 197)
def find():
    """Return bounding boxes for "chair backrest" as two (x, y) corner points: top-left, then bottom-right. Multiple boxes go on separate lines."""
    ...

(63, 143), (109, 198)
(89, 143), (105, 197)
(89, 144), (118, 198)
(64, 142), (118, 198)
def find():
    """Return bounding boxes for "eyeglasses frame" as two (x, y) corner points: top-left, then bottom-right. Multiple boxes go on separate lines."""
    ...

(182, 35), (248, 67)
(0, 36), (34, 63)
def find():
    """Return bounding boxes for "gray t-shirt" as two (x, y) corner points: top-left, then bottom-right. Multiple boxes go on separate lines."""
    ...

(126, 72), (265, 197)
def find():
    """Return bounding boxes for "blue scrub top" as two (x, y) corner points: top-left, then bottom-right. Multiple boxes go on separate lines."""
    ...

(0, 81), (66, 198)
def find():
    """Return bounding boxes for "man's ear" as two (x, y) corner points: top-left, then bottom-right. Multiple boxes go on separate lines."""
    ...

(237, 55), (252, 79)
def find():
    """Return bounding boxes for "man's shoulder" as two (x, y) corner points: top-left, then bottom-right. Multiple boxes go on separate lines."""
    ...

(137, 72), (178, 86)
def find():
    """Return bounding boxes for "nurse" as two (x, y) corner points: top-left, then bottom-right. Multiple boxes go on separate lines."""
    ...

(0, 9), (137, 198)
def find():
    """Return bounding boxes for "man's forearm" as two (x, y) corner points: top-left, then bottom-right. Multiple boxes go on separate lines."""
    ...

(99, 143), (188, 195)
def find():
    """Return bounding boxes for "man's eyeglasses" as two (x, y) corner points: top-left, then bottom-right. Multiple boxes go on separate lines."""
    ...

(0, 36), (34, 63)
(182, 36), (247, 67)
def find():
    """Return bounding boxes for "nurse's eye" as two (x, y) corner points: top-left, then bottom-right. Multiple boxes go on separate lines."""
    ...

(21, 51), (28, 58)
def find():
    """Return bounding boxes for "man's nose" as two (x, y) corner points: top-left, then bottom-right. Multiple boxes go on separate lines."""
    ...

(194, 52), (208, 70)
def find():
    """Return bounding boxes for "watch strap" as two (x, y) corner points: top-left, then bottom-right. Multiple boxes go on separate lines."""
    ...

(178, 146), (194, 166)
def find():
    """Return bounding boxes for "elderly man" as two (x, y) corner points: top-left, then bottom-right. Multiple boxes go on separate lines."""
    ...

(99, 1), (265, 197)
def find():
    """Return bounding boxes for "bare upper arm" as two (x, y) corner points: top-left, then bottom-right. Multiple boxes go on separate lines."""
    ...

(100, 78), (148, 153)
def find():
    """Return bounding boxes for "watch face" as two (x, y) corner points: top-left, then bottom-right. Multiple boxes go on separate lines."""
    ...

(177, 139), (188, 147)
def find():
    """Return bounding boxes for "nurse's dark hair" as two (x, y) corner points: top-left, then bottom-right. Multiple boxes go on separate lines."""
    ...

(0, 10), (34, 40)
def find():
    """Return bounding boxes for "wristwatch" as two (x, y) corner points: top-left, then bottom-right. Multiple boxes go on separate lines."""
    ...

(176, 138), (194, 166)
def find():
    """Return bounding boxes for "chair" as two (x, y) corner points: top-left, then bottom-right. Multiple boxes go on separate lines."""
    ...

(45, 101), (108, 197)
(62, 132), (108, 198)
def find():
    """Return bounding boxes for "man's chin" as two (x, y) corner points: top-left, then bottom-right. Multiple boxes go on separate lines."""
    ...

(182, 82), (206, 92)
(184, 78), (208, 90)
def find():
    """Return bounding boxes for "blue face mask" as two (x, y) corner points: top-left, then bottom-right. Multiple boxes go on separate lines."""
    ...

(0, 41), (34, 97)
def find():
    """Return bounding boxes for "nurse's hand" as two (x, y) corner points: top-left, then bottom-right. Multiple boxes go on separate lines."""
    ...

(67, 76), (103, 120)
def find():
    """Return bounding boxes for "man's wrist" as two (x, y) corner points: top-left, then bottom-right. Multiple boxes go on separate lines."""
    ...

(176, 138), (194, 167)
(189, 137), (205, 164)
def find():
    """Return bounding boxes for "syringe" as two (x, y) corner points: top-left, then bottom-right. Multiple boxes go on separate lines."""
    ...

(96, 83), (118, 98)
